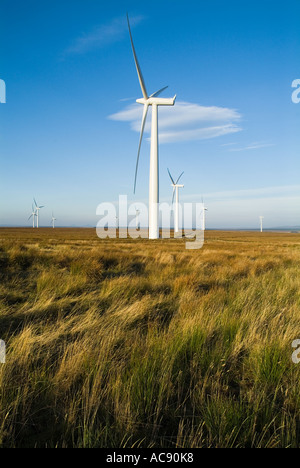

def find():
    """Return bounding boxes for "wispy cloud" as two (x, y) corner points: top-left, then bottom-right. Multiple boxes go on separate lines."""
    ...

(119, 97), (136, 102)
(179, 185), (300, 202)
(228, 142), (275, 152)
(109, 101), (242, 143)
(63, 15), (144, 56)
(220, 142), (238, 147)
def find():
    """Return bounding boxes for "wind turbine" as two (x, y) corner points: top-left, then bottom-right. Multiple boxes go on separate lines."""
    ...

(202, 197), (208, 231)
(28, 204), (36, 228)
(51, 213), (57, 229)
(135, 206), (140, 230)
(167, 169), (184, 234)
(259, 216), (264, 233)
(127, 14), (176, 239)
(34, 198), (44, 228)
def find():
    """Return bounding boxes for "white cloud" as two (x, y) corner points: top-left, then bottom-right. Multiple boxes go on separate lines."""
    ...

(63, 15), (144, 56)
(159, 124), (240, 143)
(109, 101), (242, 144)
(220, 142), (238, 147)
(228, 142), (275, 152)
(179, 185), (300, 202)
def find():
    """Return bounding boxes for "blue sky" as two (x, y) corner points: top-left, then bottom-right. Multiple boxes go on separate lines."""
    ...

(0, 0), (299, 228)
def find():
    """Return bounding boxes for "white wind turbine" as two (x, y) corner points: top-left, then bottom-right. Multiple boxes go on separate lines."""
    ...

(202, 198), (208, 231)
(127, 14), (176, 239)
(34, 198), (44, 228)
(51, 212), (57, 229)
(28, 204), (37, 228)
(135, 206), (140, 230)
(259, 216), (264, 233)
(167, 169), (184, 234)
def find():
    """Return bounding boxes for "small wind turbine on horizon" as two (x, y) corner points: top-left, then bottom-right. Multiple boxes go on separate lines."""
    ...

(34, 198), (44, 228)
(259, 216), (264, 233)
(202, 199), (208, 231)
(127, 14), (176, 239)
(168, 169), (184, 234)
(135, 206), (140, 230)
(28, 204), (37, 228)
(51, 213), (57, 229)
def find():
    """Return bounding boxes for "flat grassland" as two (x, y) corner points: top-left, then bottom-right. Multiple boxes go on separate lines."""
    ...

(0, 228), (300, 448)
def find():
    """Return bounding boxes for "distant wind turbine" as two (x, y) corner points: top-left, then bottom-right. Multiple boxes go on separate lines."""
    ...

(34, 198), (44, 228)
(259, 216), (264, 233)
(127, 14), (176, 239)
(51, 213), (57, 229)
(202, 198), (208, 231)
(28, 204), (37, 228)
(168, 169), (184, 234)
(135, 206), (140, 230)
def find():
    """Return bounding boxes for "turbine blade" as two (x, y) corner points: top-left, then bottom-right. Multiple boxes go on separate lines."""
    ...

(172, 187), (176, 205)
(28, 215), (33, 220)
(150, 86), (168, 98)
(175, 172), (184, 184)
(167, 168), (175, 185)
(127, 14), (148, 100)
(134, 104), (149, 193)
(39, 206), (45, 209)
(34, 198), (38, 207)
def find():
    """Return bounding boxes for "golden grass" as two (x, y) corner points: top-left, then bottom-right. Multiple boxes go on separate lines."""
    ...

(0, 228), (300, 447)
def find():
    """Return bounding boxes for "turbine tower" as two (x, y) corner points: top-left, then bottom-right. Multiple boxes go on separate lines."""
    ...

(28, 204), (36, 228)
(259, 216), (264, 233)
(34, 198), (44, 228)
(127, 14), (176, 239)
(51, 212), (57, 229)
(167, 169), (184, 234)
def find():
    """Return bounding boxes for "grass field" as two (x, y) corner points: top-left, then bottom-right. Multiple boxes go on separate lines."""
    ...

(0, 228), (300, 448)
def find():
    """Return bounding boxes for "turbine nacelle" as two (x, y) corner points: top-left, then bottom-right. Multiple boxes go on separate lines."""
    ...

(136, 95), (176, 106)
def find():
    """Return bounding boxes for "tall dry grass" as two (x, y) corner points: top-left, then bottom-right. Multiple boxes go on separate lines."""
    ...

(0, 228), (300, 447)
